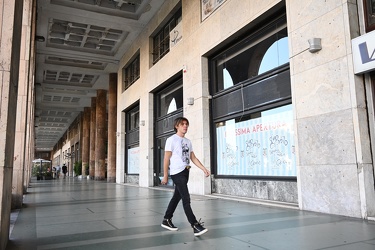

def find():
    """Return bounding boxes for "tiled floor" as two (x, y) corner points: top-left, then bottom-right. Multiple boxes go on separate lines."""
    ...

(7, 177), (375, 250)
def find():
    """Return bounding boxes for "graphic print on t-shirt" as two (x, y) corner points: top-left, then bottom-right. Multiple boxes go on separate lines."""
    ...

(181, 140), (190, 165)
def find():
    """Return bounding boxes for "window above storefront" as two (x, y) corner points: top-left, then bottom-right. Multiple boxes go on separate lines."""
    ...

(122, 51), (140, 91)
(211, 16), (289, 93)
(364, 0), (375, 32)
(151, 6), (182, 65)
(127, 105), (139, 132)
(156, 80), (183, 118)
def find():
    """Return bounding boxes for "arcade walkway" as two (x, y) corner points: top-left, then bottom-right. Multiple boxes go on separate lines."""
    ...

(7, 178), (375, 250)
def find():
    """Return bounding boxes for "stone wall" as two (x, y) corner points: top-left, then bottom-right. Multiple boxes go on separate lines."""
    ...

(116, 0), (375, 218)
(212, 178), (298, 203)
(0, 1), (24, 248)
(287, 0), (375, 218)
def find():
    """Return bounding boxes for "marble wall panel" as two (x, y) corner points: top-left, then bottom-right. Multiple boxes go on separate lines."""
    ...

(357, 163), (375, 217)
(292, 57), (351, 119)
(297, 109), (357, 166)
(213, 178), (298, 203)
(219, 0), (258, 37)
(345, 1), (360, 40)
(289, 6), (348, 75)
(287, 0), (343, 33)
(351, 107), (372, 164)
(126, 175), (139, 185)
(299, 164), (361, 217)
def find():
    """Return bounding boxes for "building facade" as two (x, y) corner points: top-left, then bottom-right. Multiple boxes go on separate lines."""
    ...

(1, 0), (375, 248)
(116, 0), (375, 220)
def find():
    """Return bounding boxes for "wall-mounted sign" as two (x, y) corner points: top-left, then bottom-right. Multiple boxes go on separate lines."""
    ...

(170, 22), (182, 49)
(201, 0), (226, 21)
(352, 30), (375, 74)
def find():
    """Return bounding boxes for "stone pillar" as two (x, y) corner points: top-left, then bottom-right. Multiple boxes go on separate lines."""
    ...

(0, 0), (24, 248)
(89, 97), (96, 179)
(95, 90), (107, 180)
(82, 107), (91, 177)
(107, 73), (117, 183)
(12, 0), (33, 209)
(23, 0), (36, 191)
(287, 1), (375, 218)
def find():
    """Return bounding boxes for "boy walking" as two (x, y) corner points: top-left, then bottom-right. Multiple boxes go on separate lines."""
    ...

(161, 117), (210, 236)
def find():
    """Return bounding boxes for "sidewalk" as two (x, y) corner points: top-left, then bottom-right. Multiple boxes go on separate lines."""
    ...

(7, 178), (375, 250)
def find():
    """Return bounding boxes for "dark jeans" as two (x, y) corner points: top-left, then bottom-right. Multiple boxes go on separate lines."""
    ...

(164, 168), (197, 225)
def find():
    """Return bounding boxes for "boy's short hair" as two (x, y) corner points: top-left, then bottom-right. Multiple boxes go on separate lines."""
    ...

(174, 117), (189, 133)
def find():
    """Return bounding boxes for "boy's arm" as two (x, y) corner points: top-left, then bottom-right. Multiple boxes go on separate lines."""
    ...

(161, 151), (172, 184)
(190, 152), (210, 177)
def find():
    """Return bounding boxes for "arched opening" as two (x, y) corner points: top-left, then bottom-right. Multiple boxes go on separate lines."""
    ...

(258, 37), (289, 75)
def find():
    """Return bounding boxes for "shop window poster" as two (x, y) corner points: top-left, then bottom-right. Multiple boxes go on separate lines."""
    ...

(216, 105), (296, 177)
(127, 146), (140, 174)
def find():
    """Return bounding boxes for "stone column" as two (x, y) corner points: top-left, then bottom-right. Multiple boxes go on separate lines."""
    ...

(23, 0), (36, 191)
(82, 107), (91, 177)
(89, 97), (96, 179)
(12, 0), (33, 209)
(0, 0), (24, 248)
(95, 90), (107, 180)
(287, 2), (375, 218)
(107, 73), (117, 183)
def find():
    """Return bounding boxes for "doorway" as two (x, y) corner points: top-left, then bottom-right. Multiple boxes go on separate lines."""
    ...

(124, 103), (140, 184)
(154, 78), (183, 187)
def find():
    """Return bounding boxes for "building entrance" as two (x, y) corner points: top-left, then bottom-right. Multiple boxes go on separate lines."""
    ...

(124, 103), (140, 184)
(154, 77), (183, 187)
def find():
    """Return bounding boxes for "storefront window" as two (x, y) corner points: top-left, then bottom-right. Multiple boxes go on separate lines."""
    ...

(215, 104), (296, 177)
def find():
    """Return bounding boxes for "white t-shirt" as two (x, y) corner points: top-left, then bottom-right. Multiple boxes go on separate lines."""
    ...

(165, 134), (193, 175)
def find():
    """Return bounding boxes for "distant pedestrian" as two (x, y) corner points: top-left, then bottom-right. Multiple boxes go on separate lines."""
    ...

(52, 166), (56, 179)
(55, 165), (60, 178)
(62, 164), (67, 178)
(161, 117), (210, 236)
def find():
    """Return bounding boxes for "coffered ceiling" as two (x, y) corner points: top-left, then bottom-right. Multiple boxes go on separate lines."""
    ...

(35, 0), (166, 151)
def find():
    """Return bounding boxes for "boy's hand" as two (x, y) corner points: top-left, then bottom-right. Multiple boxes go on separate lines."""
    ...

(161, 176), (168, 185)
(203, 169), (210, 177)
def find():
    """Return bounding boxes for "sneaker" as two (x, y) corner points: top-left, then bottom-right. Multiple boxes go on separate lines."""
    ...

(161, 218), (178, 231)
(192, 219), (208, 236)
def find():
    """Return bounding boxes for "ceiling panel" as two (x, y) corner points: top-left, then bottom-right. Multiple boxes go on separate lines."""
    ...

(35, 0), (167, 151)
